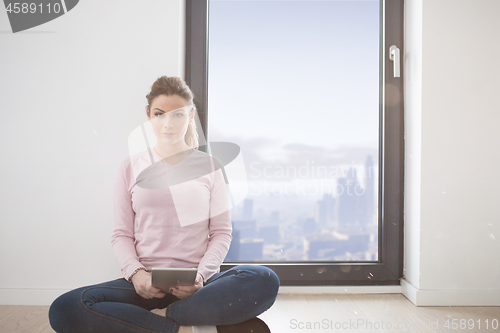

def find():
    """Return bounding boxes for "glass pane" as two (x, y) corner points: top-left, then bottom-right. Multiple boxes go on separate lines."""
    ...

(208, 0), (380, 262)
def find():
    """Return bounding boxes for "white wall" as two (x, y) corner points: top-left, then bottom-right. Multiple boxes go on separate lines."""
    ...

(0, 0), (185, 305)
(402, 0), (500, 306)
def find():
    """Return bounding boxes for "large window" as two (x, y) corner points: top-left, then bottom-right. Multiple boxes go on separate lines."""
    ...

(185, 0), (404, 286)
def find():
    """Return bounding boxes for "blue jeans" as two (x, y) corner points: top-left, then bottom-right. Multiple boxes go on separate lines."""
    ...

(49, 265), (280, 333)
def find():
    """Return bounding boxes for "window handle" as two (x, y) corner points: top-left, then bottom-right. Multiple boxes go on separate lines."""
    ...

(389, 45), (400, 78)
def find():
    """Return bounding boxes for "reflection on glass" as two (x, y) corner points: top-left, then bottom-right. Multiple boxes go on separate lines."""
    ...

(208, 0), (380, 262)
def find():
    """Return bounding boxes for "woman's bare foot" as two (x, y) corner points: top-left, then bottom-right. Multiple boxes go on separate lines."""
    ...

(154, 308), (167, 317)
(153, 308), (192, 333)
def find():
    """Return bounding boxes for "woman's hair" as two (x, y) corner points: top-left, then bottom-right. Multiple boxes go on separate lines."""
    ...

(145, 76), (199, 149)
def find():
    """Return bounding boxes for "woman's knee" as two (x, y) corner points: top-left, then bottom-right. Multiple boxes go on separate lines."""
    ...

(49, 279), (134, 332)
(48, 289), (81, 332)
(234, 265), (280, 315)
(258, 266), (280, 294)
(237, 265), (280, 296)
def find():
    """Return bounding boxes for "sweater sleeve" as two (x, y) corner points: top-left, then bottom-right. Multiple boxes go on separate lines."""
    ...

(196, 165), (233, 283)
(110, 158), (145, 281)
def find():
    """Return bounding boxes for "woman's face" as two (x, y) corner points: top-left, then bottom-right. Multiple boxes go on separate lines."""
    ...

(147, 94), (194, 148)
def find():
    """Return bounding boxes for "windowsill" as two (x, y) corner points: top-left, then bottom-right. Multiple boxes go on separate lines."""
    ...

(278, 285), (402, 295)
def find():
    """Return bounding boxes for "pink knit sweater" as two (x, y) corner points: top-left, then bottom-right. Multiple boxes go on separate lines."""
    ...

(111, 148), (232, 283)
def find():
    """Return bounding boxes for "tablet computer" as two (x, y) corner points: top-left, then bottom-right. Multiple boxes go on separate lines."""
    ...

(151, 267), (198, 293)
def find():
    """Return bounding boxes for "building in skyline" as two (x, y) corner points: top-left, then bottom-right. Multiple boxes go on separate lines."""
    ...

(239, 238), (264, 260)
(232, 219), (257, 237)
(315, 193), (336, 226)
(243, 198), (253, 220)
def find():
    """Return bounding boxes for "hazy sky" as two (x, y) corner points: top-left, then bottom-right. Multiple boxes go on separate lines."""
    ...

(208, 0), (380, 154)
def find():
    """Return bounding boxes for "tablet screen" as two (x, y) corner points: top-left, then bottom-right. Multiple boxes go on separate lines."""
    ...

(151, 267), (198, 293)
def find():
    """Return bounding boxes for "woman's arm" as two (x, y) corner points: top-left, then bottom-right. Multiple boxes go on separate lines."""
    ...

(196, 166), (233, 283)
(110, 158), (145, 282)
(172, 166), (232, 299)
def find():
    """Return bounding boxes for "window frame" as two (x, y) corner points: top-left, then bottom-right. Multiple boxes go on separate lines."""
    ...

(185, 0), (404, 286)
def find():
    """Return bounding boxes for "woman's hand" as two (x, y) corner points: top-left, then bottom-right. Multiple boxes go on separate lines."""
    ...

(131, 270), (167, 299)
(169, 272), (204, 299)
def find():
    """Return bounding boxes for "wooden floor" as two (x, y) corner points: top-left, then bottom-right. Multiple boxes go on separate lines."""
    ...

(1, 294), (499, 332)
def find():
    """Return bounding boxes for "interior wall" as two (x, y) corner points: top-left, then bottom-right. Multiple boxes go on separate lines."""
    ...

(402, 0), (423, 291)
(403, 0), (500, 306)
(0, 0), (185, 305)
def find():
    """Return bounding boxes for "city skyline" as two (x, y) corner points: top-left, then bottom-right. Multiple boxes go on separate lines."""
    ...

(226, 154), (379, 262)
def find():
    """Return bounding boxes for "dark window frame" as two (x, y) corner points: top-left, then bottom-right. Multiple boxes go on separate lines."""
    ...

(185, 0), (404, 286)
